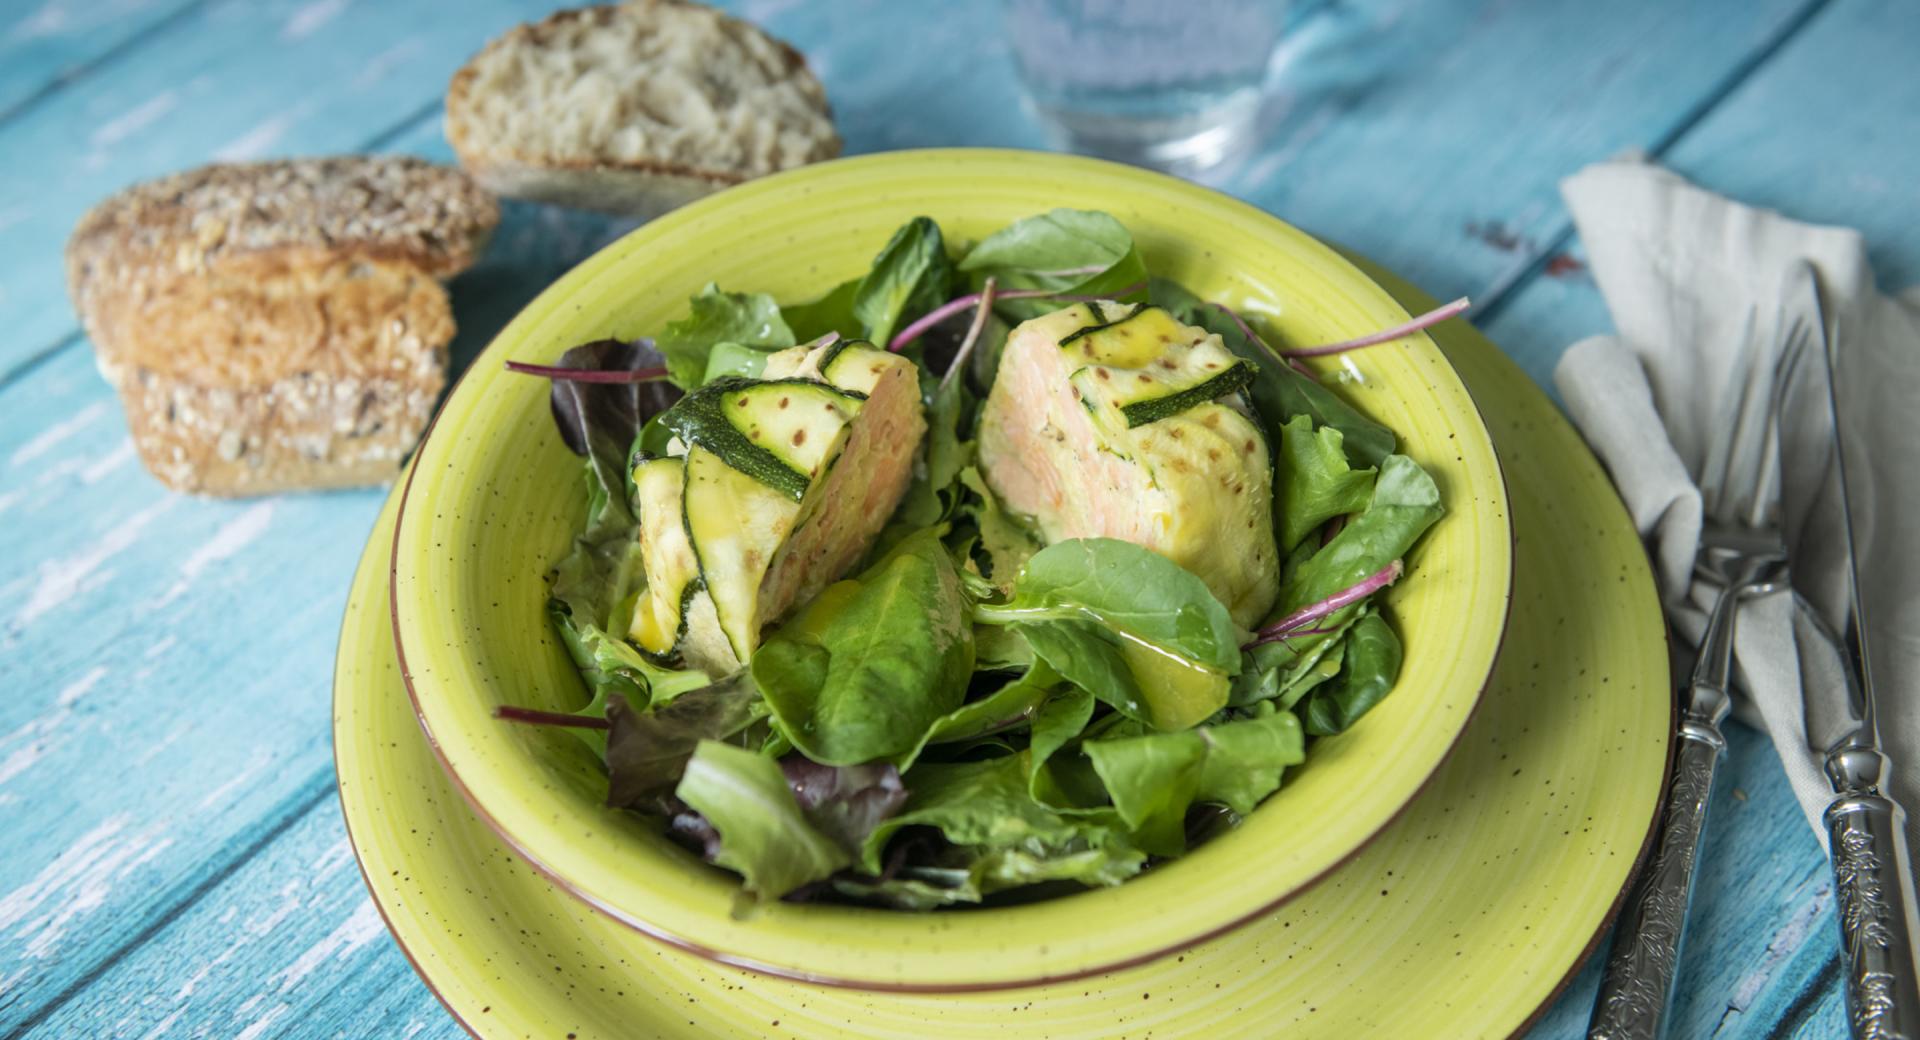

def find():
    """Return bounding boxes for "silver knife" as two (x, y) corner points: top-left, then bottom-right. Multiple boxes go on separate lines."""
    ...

(1778, 263), (1920, 1040)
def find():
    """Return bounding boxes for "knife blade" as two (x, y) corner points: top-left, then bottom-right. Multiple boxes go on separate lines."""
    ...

(1777, 262), (1920, 1040)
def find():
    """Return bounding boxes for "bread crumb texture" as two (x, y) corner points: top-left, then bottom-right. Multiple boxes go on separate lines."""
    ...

(65, 155), (498, 496)
(447, 0), (840, 185)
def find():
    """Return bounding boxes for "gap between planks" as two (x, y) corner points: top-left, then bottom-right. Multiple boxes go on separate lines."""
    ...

(0, 770), (337, 1040)
(0, 0), (1336, 394)
(0, 0), (214, 135)
(0, 94), (446, 393)
(1469, 0), (1834, 326)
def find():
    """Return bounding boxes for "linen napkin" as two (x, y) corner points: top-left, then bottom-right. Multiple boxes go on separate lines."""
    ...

(1553, 157), (1920, 849)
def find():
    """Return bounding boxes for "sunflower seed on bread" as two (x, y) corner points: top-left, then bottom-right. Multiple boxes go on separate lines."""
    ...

(65, 155), (499, 497)
(445, 0), (840, 217)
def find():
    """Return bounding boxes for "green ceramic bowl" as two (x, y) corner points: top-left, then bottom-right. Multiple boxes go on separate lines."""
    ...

(390, 149), (1512, 991)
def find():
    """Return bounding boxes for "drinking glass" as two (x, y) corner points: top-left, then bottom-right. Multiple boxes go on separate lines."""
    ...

(1004, 0), (1287, 173)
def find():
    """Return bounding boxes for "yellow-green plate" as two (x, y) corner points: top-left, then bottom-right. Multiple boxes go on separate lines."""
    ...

(388, 151), (1513, 988)
(336, 260), (1671, 1039)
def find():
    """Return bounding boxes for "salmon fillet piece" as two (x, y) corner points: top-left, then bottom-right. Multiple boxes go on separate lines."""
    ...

(978, 302), (1278, 628)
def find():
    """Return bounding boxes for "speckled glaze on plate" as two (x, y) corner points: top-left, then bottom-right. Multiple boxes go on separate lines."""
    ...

(336, 257), (1671, 1039)
(386, 150), (1513, 989)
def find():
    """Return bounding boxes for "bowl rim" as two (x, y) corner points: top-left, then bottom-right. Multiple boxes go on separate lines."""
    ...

(389, 147), (1514, 991)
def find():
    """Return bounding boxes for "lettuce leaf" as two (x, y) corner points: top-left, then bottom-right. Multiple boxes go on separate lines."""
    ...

(673, 741), (849, 899)
(657, 283), (795, 390)
(858, 754), (1146, 888)
(1275, 415), (1377, 552)
(604, 673), (766, 809)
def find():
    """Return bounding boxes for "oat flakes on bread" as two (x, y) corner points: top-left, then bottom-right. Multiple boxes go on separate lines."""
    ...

(446, 0), (840, 217)
(65, 155), (499, 497)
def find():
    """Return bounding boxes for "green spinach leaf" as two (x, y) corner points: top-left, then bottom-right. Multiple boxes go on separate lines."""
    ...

(853, 217), (956, 347)
(1017, 618), (1146, 720)
(1280, 454), (1441, 614)
(1301, 612), (1403, 735)
(975, 538), (1242, 731)
(1026, 684), (1105, 810)
(977, 538), (1241, 672)
(1228, 614), (1356, 708)
(919, 659), (1061, 750)
(752, 530), (975, 765)
(783, 276), (862, 342)
(959, 209), (1148, 321)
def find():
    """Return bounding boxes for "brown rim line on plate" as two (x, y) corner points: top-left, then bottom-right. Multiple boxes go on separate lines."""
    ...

(1339, 253), (1678, 1040)
(384, 320), (1510, 996)
(381, 149), (1512, 992)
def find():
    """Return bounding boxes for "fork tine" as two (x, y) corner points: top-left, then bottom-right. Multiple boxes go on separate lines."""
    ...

(1697, 306), (1759, 523)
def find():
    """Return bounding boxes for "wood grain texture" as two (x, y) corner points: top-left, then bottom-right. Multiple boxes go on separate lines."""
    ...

(1, 0), (1913, 1036)
(0, 0), (586, 379)
(0, 118), (626, 1036)
(0, 0), (206, 125)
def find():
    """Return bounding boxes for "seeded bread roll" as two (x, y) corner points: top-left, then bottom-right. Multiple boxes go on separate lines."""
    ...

(446, 0), (840, 217)
(65, 156), (499, 496)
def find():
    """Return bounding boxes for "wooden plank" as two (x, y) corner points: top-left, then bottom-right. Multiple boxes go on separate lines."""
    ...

(1658, 0), (1920, 288)
(0, 0), (1900, 1036)
(0, 0), (205, 126)
(0, 0), (584, 378)
(14, 798), (458, 1040)
(1485, 4), (1920, 1034)
(1200, 0), (1822, 306)
(0, 117), (636, 1035)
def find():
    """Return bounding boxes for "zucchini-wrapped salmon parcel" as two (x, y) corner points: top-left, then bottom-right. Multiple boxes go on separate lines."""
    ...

(628, 338), (926, 675)
(978, 301), (1279, 628)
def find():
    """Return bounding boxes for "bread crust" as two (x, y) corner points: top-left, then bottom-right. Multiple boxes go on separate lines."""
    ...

(65, 156), (497, 496)
(453, 155), (734, 219)
(114, 349), (445, 496)
(445, 0), (840, 215)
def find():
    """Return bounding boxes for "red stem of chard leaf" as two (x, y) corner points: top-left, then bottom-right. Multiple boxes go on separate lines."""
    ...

(1209, 302), (1319, 380)
(504, 360), (669, 383)
(939, 277), (997, 393)
(888, 280), (1148, 351)
(494, 705), (612, 730)
(1282, 297), (1470, 358)
(1244, 559), (1404, 649)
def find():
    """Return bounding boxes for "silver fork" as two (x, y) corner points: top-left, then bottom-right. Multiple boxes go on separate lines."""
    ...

(1588, 310), (1793, 1040)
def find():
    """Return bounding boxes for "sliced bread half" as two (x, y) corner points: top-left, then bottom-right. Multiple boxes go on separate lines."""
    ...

(66, 156), (499, 496)
(446, 0), (840, 217)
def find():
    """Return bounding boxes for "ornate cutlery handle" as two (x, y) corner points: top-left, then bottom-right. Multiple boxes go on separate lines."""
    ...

(1825, 748), (1920, 1040)
(1588, 706), (1725, 1040)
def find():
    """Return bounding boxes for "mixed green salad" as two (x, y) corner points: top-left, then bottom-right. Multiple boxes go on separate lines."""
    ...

(498, 210), (1460, 910)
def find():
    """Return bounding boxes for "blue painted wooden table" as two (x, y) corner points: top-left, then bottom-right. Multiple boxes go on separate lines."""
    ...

(1, 0), (1912, 1035)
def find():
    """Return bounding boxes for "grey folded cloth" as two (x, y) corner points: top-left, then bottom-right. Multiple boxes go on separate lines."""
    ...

(1553, 158), (1920, 847)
